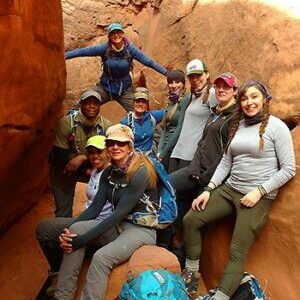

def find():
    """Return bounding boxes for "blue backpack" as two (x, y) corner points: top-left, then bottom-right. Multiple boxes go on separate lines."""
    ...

(127, 157), (177, 229)
(202, 273), (266, 300)
(119, 269), (189, 300)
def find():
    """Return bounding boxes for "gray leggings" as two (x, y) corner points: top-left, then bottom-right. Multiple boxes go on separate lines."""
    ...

(55, 221), (156, 300)
(183, 184), (272, 296)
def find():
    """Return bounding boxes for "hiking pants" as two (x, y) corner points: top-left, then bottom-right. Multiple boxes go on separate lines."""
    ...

(36, 217), (73, 273)
(50, 164), (87, 218)
(183, 184), (272, 296)
(168, 158), (190, 173)
(94, 83), (134, 112)
(54, 221), (156, 300)
(157, 166), (201, 268)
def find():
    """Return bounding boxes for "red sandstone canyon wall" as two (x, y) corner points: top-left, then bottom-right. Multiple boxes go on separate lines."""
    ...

(0, 1), (66, 233)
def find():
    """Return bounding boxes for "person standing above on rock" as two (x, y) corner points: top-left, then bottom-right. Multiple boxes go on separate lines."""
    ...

(36, 135), (112, 298)
(49, 90), (112, 218)
(120, 87), (164, 156)
(157, 73), (238, 267)
(65, 22), (167, 112)
(46, 124), (157, 300)
(159, 59), (217, 173)
(157, 69), (186, 171)
(182, 80), (296, 299)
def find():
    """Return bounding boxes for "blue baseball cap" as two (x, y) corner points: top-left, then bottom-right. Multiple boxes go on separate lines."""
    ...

(107, 23), (124, 34)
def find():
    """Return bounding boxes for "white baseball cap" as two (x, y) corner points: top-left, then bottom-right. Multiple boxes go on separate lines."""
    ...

(186, 59), (208, 76)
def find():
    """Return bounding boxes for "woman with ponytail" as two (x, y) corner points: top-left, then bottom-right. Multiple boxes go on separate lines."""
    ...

(157, 69), (186, 171)
(65, 22), (167, 112)
(48, 124), (158, 300)
(182, 80), (296, 299)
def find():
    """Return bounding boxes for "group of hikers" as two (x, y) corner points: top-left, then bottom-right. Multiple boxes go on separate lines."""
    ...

(36, 22), (296, 300)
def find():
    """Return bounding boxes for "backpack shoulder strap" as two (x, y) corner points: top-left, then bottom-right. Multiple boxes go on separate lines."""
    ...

(127, 111), (135, 133)
(149, 113), (157, 129)
(96, 116), (105, 136)
(149, 156), (175, 196)
(102, 44), (110, 62)
(69, 111), (78, 136)
(125, 44), (134, 72)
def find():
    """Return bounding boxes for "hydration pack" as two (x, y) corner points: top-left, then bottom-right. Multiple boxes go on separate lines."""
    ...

(127, 157), (177, 229)
(119, 269), (189, 300)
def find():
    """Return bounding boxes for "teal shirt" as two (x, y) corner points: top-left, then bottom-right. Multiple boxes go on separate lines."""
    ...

(158, 93), (192, 159)
(158, 100), (184, 154)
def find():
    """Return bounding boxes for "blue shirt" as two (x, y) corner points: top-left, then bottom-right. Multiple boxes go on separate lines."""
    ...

(65, 42), (167, 95)
(121, 110), (165, 152)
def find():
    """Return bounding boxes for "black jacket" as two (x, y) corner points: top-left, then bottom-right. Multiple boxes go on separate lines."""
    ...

(188, 103), (238, 186)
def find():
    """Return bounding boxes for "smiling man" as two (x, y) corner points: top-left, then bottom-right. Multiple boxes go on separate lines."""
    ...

(49, 90), (112, 218)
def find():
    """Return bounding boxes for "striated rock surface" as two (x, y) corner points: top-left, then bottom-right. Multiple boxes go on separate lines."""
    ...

(0, 1), (66, 233)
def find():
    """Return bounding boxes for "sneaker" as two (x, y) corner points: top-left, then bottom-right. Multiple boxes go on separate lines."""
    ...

(181, 268), (201, 295)
(199, 288), (218, 300)
(46, 273), (58, 297)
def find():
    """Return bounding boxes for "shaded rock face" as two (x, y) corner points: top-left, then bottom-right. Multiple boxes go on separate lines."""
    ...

(0, 2), (66, 233)
(63, 0), (300, 298)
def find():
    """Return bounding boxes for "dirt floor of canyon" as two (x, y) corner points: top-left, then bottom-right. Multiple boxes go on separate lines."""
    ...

(0, 184), (87, 300)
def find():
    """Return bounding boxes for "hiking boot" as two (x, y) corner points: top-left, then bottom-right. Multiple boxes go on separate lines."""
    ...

(46, 273), (58, 297)
(181, 268), (201, 295)
(198, 288), (228, 300)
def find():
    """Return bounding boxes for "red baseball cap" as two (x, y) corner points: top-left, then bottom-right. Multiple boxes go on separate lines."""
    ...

(214, 72), (238, 88)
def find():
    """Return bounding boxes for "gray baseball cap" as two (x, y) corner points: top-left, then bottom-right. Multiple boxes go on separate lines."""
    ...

(79, 90), (102, 103)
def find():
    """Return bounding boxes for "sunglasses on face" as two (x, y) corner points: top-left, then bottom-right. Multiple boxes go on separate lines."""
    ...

(106, 140), (129, 147)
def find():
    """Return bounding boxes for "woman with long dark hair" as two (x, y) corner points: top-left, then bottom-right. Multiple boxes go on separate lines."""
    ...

(182, 80), (296, 299)
(157, 69), (186, 171)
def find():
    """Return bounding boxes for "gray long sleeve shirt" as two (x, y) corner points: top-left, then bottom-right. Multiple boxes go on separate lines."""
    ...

(171, 88), (217, 161)
(211, 115), (296, 199)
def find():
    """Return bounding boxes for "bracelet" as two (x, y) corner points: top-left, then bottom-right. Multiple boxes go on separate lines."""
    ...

(257, 185), (267, 196)
(203, 186), (214, 193)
